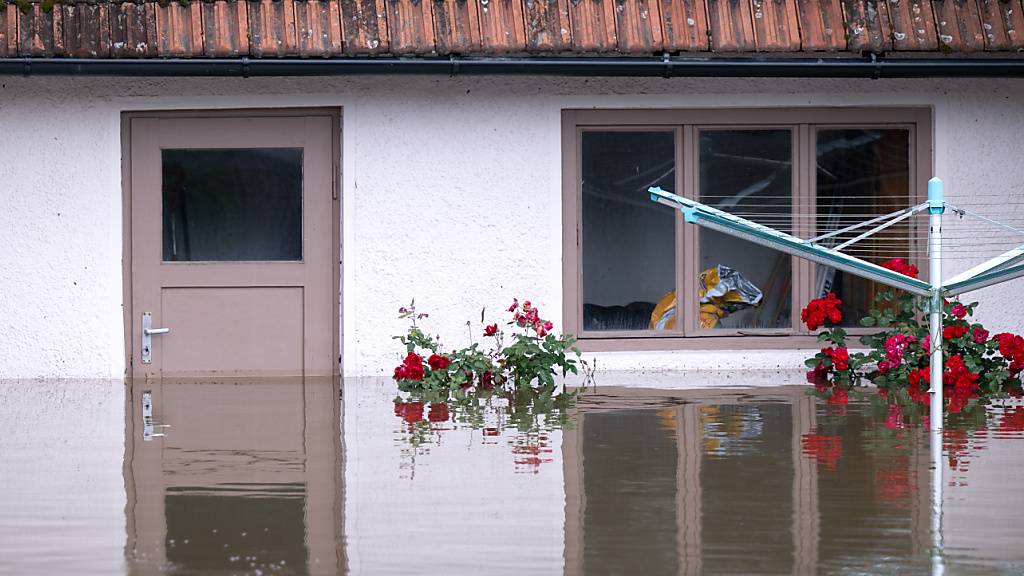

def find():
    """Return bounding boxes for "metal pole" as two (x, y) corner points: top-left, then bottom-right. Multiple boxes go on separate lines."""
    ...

(927, 177), (945, 576)
(928, 177), (945, 431)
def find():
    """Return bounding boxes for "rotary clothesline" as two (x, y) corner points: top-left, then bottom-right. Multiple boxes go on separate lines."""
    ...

(649, 178), (1024, 430)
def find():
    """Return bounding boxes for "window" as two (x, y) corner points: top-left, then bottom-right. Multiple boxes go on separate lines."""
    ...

(562, 109), (930, 349)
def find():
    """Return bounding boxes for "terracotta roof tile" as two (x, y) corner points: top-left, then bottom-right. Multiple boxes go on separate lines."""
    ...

(932, 0), (985, 51)
(523, 0), (571, 51)
(888, 0), (937, 50)
(976, 0), (1024, 50)
(660, 0), (709, 50)
(479, 0), (528, 52)
(752, 0), (801, 51)
(707, 0), (757, 51)
(841, 0), (893, 52)
(795, 0), (844, 50)
(18, 3), (59, 56)
(202, 0), (248, 57)
(567, 0), (617, 51)
(340, 0), (389, 53)
(1, 4), (18, 57)
(433, 0), (482, 52)
(4, 0), (1024, 58)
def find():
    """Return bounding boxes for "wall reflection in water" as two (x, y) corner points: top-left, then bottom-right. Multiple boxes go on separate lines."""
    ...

(564, 388), (934, 575)
(123, 379), (343, 575)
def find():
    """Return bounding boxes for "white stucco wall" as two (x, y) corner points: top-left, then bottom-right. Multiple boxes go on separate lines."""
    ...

(2, 75), (1024, 379)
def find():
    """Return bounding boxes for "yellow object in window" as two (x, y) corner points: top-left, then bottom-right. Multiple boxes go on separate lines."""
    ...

(649, 265), (764, 330)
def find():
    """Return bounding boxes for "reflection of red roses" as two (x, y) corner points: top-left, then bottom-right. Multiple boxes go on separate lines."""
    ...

(427, 354), (451, 371)
(394, 401), (424, 423)
(427, 402), (450, 422)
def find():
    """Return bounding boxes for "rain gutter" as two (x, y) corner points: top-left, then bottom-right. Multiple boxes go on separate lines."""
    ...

(3, 54), (1024, 77)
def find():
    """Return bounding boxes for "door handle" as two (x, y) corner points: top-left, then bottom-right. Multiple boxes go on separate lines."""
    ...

(141, 312), (170, 364)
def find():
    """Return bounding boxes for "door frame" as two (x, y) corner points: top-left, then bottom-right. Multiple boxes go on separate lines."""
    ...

(120, 108), (342, 378)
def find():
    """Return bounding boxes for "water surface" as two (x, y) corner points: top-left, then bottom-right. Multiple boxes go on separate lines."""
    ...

(2, 378), (1024, 575)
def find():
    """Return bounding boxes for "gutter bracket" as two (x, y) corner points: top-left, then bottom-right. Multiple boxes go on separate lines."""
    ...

(242, 56), (250, 78)
(450, 54), (460, 77)
(22, 57), (30, 77)
(662, 51), (672, 79)
(870, 52), (882, 80)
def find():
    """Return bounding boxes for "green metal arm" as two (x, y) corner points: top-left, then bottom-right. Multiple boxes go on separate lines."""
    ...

(648, 187), (933, 297)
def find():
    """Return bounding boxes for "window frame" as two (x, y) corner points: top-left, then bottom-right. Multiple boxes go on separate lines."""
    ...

(561, 107), (932, 351)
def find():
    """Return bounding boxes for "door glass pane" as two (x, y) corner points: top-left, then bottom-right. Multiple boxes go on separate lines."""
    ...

(162, 149), (303, 262)
(699, 130), (793, 330)
(581, 131), (676, 332)
(815, 130), (911, 325)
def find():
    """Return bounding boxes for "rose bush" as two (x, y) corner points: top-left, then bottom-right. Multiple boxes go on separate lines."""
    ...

(803, 258), (1024, 413)
(391, 299), (587, 404)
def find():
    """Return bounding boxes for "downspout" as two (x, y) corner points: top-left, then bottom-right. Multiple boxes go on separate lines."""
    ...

(2, 54), (1024, 77)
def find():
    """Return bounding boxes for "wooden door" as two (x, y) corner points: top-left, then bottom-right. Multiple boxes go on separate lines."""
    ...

(127, 113), (338, 378)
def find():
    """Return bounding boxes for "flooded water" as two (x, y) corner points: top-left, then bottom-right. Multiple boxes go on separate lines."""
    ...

(2, 378), (1024, 575)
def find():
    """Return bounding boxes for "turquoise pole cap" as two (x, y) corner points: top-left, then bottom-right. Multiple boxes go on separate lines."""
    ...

(928, 177), (945, 214)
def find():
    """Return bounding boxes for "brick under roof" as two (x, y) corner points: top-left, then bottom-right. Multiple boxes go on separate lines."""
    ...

(0, 0), (1021, 60)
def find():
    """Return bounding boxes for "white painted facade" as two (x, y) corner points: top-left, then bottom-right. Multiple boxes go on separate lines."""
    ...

(1, 75), (1023, 380)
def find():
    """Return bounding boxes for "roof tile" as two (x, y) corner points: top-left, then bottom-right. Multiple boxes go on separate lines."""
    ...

(63, 3), (112, 58)
(932, 0), (985, 51)
(840, 0), (893, 52)
(794, 0), (844, 49)
(661, 0), (710, 50)
(433, 0), (481, 51)
(1, 4), (16, 57)
(109, 2), (158, 58)
(386, 0), (436, 53)
(707, 0), (757, 51)
(752, 0), (801, 51)
(614, 0), (664, 52)
(201, 0), (249, 57)
(568, 0), (618, 51)
(976, 0), (1024, 50)
(888, 0), (938, 50)
(479, 0), (527, 51)
(248, 0), (299, 56)
(524, 0), (572, 51)
(295, 0), (345, 55)
(18, 3), (59, 57)
(340, 0), (390, 53)
(154, 1), (203, 56)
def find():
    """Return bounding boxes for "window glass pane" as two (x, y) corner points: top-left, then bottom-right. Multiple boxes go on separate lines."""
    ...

(162, 149), (303, 262)
(815, 130), (911, 325)
(699, 130), (793, 330)
(581, 132), (676, 332)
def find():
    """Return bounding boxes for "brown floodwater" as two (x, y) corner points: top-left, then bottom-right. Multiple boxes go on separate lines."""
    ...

(2, 378), (1024, 575)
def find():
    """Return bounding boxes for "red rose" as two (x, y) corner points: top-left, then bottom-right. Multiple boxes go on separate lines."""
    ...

(484, 324), (498, 337)
(943, 324), (969, 340)
(801, 293), (843, 331)
(950, 303), (968, 319)
(881, 258), (919, 279)
(393, 365), (408, 380)
(427, 354), (451, 371)
(507, 298), (519, 312)
(822, 346), (849, 371)
(401, 352), (425, 381)
(972, 327), (990, 344)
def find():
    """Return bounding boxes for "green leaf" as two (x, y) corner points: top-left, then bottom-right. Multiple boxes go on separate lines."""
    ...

(859, 316), (877, 327)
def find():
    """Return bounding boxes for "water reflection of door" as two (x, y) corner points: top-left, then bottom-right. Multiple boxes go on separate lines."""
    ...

(563, 389), (821, 576)
(123, 379), (343, 575)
